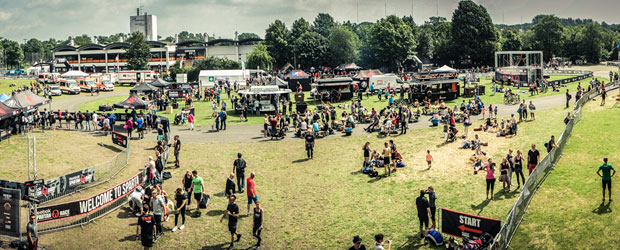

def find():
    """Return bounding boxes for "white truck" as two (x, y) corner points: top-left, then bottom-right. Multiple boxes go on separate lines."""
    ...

(369, 74), (407, 90)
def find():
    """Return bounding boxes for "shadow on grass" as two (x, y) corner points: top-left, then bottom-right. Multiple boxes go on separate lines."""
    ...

(592, 201), (612, 214)
(116, 207), (135, 219)
(118, 234), (136, 243)
(368, 176), (384, 183)
(205, 209), (225, 217)
(397, 234), (428, 250)
(471, 199), (490, 215)
(97, 142), (123, 152)
(198, 242), (232, 250)
(292, 158), (309, 164)
(213, 192), (227, 197)
(350, 169), (363, 175)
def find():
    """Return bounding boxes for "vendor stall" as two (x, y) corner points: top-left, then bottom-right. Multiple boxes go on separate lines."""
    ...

(238, 86), (291, 113)
(114, 94), (150, 110)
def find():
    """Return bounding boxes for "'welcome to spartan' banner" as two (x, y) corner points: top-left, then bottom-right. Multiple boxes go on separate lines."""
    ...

(37, 171), (145, 223)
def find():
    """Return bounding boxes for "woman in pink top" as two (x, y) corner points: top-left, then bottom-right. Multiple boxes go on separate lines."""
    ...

(485, 158), (496, 201)
(187, 113), (194, 130)
(125, 117), (134, 138)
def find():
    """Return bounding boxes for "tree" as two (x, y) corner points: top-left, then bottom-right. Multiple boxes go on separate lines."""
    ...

(246, 42), (274, 70)
(188, 57), (240, 81)
(2, 40), (24, 68)
(451, 0), (498, 67)
(126, 32), (151, 70)
(501, 29), (522, 51)
(312, 13), (335, 37)
(264, 20), (291, 68)
(328, 25), (360, 66)
(370, 15), (416, 71)
(581, 22), (603, 63)
(294, 32), (328, 68)
(23, 39), (45, 54)
(532, 15), (564, 61)
(73, 34), (92, 46)
(238, 33), (261, 44)
(355, 22), (379, 69)
(291, 18), (311, 39)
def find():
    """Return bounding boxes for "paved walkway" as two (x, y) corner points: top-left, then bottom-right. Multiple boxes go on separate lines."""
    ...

(46, 89), (129, 111)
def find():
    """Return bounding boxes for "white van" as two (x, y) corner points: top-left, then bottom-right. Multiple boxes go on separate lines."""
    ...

(369, 74), (406, 90)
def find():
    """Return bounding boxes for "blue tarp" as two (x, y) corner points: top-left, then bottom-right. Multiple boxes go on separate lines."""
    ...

(0, 93), (9, 102)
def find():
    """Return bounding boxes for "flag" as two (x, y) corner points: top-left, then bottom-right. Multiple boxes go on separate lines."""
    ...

(115, 54), (119, 72)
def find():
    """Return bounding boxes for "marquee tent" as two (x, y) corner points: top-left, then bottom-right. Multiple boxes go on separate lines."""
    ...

(150, 78), (169, 88)
(432, 65), (457, 73)
(4, 90), (49, 111)
(0, 101), (18, 121)
(129, 83), (158, 94)
(114, 94), (150, 110)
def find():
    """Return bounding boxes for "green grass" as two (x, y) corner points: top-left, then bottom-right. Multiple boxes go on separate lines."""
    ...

(0, 78), (34, 95)
(35, 103), (574, 249)
(510, 101), (620, 250)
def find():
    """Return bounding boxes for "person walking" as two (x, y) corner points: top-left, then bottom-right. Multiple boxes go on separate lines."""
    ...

(192, 170), (205, 214)
(172, 188), (187, 232)
(226, 173), (236, 198)
(528, 101), (536, 120)
(233, 153), (247, 193)
(499, 158), (511, 192)
(187, 113), (194, 130)
(136, 205), (156, 250)
(173, 135), (181, 168)
(220, 195), (242, 249)
(527, 144), (540, 175)
(305, 130), (316, 159)
(246, 172), (258, 215)
(126, 117), (134, 138)
(27, 214), (38, 250)
(252, 201), (264, 250)
(597, 158), (616, 202)
(416, 189), (431, 237)
(426, 150), (433, 170)
(565, 89), (572, 108)
(601, 89), (606, 105)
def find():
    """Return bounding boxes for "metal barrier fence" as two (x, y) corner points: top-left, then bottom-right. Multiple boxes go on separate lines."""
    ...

(37, 145), (130, 204)
(37, 141), (170, 234)
(490, 81), (618, 249)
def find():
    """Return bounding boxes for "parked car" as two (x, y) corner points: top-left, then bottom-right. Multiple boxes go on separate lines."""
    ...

(49, 85), (62, 96)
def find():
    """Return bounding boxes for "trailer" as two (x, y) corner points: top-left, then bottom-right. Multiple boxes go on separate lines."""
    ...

(117, 70), (156, 86)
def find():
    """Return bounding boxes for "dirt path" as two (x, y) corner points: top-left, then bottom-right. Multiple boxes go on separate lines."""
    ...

(46, 89), (129, 111)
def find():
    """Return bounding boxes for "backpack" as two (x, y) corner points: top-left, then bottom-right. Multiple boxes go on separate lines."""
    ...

(199, 194), (210, 209)
(425, 229), (444, 246)
(162, 172), (172, 180)
(369, 169), (378, 177)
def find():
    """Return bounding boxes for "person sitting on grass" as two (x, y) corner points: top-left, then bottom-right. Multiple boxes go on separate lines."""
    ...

(374, 234), (392, 250)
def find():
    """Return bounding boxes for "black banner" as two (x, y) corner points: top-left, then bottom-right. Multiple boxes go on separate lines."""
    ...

(0, 188), (21, 238)
(37, 171), (145, 223)
(441, 208), (501, 239)
(0, 180), (27, 200)
(112, 131), (128, 148)
(34, 167), (96, 201)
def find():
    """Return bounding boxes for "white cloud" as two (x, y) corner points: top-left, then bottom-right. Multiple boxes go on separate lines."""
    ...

(0, 10), (12, 21)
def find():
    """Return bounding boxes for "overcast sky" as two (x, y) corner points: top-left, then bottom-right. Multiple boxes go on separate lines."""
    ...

(1, 0), (619, 42)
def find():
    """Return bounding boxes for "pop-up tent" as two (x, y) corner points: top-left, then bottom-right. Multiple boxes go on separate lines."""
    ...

(61, 70), (89, 78)
(432, 65), (457, 73)
(114, 94), (150, 109)
(0, 93), (9, 102)
(268, 77), (289, 89)
(354, 69), (384, 79)
(150, 78), (169, 88)
(129, 83), (158, 94)
(0, 101), (18, 121)
(335, 63), (362, 71)
(284, 70), (312, 91)
(4, 90), (49, 111)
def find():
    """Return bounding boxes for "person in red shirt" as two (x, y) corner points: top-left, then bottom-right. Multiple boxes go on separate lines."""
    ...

(246, 171), (258, 215)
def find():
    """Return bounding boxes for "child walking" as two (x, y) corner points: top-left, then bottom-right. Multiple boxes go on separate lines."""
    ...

(426, 150), (433, 170)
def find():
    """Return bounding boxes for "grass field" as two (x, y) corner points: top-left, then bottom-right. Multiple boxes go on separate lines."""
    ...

(75, 75), (607, 129)
(28, 101), (578, 249)
(510, 101), (620, 250)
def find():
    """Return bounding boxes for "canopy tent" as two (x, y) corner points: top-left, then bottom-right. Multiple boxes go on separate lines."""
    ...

(61, 70), (89, 78)
(0, 101), (18, 121)
(0, 93), (9, 102)
(114, 94), (150, 110)
(432, 65), (457, 73)
(354, 69), (384, 79)
(129, 83), (158, 94)
(284, 70), (312, 91)
(268, 77), (288, 89)
(238, 86), (292, 95)
(284, 70), (310, 79)
(149, 78), (169, 88)
(335, 63), (362, 71)
(4, 90), (49, 111)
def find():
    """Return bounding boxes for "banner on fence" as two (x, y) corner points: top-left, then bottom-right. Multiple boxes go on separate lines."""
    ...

(111, 131), (128, 148)
(0, 180), (27, 200)
(37, 171), (145, 223)
(0, 188), (21, 238)
(34, 167), (96, 200)
(441, 208), (501, 239)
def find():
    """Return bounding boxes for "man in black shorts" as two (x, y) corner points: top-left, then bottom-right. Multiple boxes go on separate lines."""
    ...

(173, 135), (181, 168)
(233, 153), (247, 193)
(415, 190), (431, 237)
(305, 130), (316, 159)
(220, 195), (242, 249)
(597, 158), (616, 202)
(136, 205), (156, 250)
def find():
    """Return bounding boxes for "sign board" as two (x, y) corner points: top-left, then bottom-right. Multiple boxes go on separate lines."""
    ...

(441, 208), (501, 239)
(0, 188), (21, 238)
(33, 167), (96, 201)
(37, 171), (145, 223)
(0, 180), (27, 200)
(208, 76), (214, 82)
(177, 74), (188, 83)
(112, 131), (128, 148)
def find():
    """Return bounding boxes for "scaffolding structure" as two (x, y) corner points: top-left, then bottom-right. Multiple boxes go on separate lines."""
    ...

(494, 51), (543, 84)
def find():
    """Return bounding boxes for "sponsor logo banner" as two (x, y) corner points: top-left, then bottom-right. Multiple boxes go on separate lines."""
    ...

(34, 167), (96, 200)
(37, 171), (144, 223)
(0, 188), (21, 237)
(112, 131), (128, 148)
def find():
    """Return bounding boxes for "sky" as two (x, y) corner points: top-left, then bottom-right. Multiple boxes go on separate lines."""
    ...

(0, 0), (619, 42)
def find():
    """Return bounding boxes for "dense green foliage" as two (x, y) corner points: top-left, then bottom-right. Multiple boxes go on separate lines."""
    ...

(125, 32), (151, 70)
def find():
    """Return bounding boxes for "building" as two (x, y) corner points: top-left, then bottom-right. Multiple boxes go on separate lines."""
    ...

(130, 9), (157, 41)
(51, 38), (261, 74)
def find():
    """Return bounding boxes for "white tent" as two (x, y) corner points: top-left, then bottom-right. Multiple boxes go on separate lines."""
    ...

(61, 70), (89, 78)
(433, 65), (457, 73)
